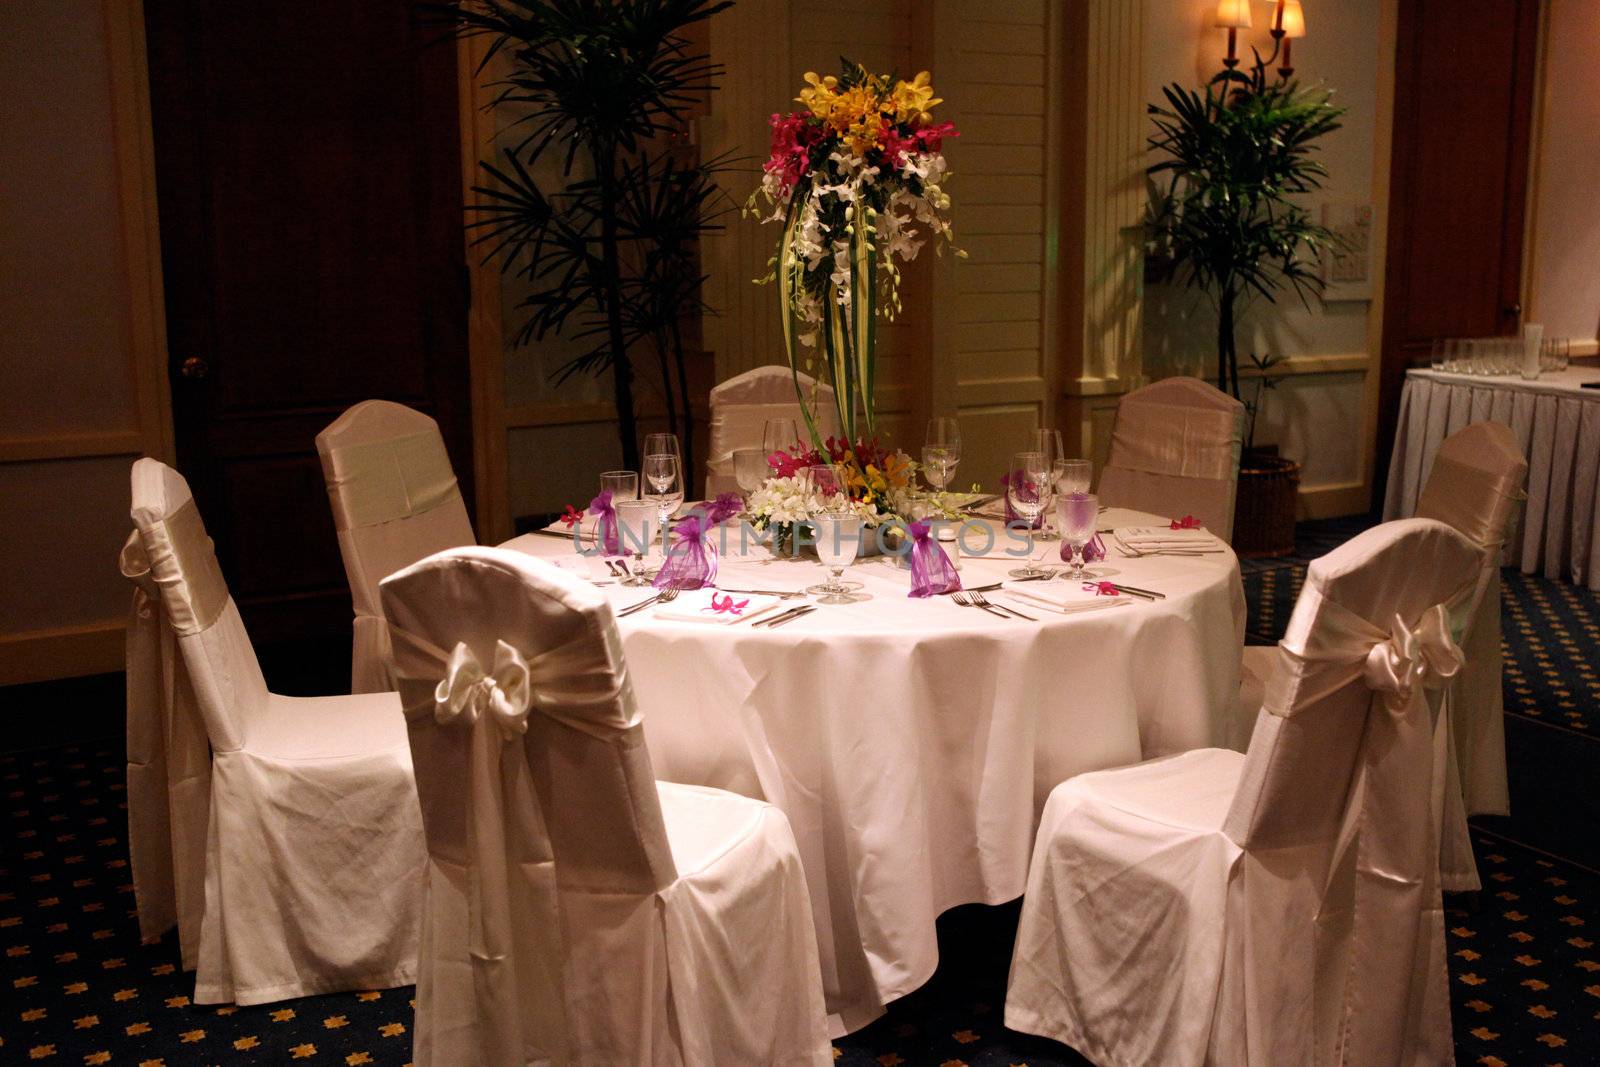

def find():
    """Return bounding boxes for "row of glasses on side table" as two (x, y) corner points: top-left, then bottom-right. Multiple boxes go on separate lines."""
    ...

(1430, 335), (1572, 377)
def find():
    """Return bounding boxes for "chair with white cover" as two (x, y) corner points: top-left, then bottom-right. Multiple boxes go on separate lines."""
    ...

(1006, 518), (1478, 1066)
(1096, 376), (1246, 541)
(317, 400), (475, 693)
(379, 545), (830, 1066)
(1417, 422), (1526, 891)
(123, 458), (424, 1005)
(705, 365), (841, 495)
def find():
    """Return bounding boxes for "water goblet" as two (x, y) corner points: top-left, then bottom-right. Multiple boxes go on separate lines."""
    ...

(1058, 491), (1099, 582)
(599, 470), (638, 502)
(923, 417), (961, 492)
(1007, 451), (1052, 579)
(764, 418), (802, 459)
(614, 499), (659, 585)
(804, 464), (861, 604)
(1055, 458), (1092, 497)
(733, 447), (768, 503)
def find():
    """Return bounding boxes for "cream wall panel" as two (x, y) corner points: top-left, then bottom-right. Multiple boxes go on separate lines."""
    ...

(1, 2), (140, 439)
(0, 0), (171, 684)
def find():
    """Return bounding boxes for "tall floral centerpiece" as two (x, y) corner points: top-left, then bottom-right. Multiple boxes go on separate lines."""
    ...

(749, 61), (961, 448)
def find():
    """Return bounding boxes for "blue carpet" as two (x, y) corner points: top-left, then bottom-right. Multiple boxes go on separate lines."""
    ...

(4, 519), (1598, 1065)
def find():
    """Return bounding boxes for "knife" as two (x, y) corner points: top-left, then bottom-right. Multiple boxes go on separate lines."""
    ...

(766, 605), (816, 628)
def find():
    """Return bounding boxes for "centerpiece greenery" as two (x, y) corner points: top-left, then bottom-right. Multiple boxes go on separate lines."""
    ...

(1144, 62), (1345, 398)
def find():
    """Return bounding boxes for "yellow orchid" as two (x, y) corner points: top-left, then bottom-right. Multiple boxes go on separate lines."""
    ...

(890, 71), (942, 126)
(863, 464), (888, 493)
(796, 71), (839, 114)
(882, 451), (913, 488)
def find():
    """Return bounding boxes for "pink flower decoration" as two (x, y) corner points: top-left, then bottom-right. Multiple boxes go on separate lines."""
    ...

(1084, 581), (1121, 597)
(559, 504), (584, 528)
(1170, 515), (1203, 530)
(705, 593), (749, 616)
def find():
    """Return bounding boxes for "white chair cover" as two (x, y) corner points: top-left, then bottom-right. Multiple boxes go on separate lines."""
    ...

(705, 366), (841, 496)
(125, 458), (425, 1004)
(1415, 422), (1527, 893)
(1006, 518), (1478, 1066)
(1097, 376), (1246, 541)
(379, 546), (830, 1066)
(317, 400), (475, 693)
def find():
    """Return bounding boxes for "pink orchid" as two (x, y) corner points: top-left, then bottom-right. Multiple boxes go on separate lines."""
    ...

(1170, 515), (1203, 530)
(1084, 581), (1121, 597)
(705, 593), (749, 616)
(559, 504), (584, 528)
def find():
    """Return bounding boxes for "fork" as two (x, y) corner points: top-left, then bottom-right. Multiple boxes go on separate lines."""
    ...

(952, 591), (1012, 620)
(968, 591), (1035, 621)
(617, 588), (678, 617)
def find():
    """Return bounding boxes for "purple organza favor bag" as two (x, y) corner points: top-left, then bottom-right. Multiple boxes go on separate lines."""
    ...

(1000, 470), (1042, 529)
(907, 521), (961, 597)
(588, 490), (621, 556)
(654, 513), (718, 590)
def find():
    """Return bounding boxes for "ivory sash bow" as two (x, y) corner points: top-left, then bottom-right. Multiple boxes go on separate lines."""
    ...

(389, 623), (639, 1063)
(1264, 588), (1466, 1063)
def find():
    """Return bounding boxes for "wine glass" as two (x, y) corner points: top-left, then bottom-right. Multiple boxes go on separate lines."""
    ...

(1058, 492), (1099, 582)
(733, 447), (768, 503)
(764, 418), (801, 459)
(923, 417), (961, 492)
(599, 470), (638, 502)
(613, 499), (658, 585)
(1007, 451), (1052, 579)
(643, 453), (683, 523)
(804, 463), (861, 604)
(1031, 429), (1065, 540)
(644, 432), (681, 462)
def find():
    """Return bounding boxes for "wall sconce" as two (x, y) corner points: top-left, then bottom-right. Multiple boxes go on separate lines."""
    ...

(1216, 1), (1307, 81)
(1214, 0), (1253, 69)
(1277, 1), (1306, 78)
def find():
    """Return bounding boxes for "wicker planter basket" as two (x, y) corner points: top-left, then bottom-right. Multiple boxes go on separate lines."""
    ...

(1233, 448), (1301, 558)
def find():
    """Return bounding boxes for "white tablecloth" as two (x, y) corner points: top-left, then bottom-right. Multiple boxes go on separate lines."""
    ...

(1383, 366), (1600, 589)
(503, 510), (1246, 1035)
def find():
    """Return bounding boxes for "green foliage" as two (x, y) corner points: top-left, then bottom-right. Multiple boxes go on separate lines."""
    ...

(1145, 72), (1345, 397)
(436, 0), (735, 472)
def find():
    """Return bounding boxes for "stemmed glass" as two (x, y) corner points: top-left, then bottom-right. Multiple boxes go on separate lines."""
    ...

(1007, 450), (1052, 579)
(643, 453), (684, 524)
(1058, 492), (1100, 582)
(1031, 429), (1065, 539)
(923, 417), (961, 493)
(804, 464), (862, 604)
(733, 447), (768, 505)
(764, 418), (801, 459)
(614, 499), (658, 585)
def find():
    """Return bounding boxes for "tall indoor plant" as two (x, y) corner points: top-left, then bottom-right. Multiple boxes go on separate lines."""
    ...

(439, 0), (734, 474)
(1145, 63), (1344, 398)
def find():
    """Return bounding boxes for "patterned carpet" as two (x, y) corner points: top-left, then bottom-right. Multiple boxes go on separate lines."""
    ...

(4, 519), (1599, 1065)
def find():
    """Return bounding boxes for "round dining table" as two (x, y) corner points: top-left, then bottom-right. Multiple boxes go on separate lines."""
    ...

(502, 507), (1246, 1035)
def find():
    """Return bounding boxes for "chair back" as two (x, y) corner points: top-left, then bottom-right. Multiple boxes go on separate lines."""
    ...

(1415, 420), (1526, 618)
(1097, 376), (1245, 539)
(706, 366), (841, 494)
(129, 457), (266, 754)
(316, 400), (475, 691)
(1223, 518), (1480, 1065)
(379, 546), (676, 1062)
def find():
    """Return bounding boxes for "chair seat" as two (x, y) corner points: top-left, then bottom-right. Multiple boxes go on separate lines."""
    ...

(248, 690), (409, 761)
(657, 780), (773, 878)
(1057, 747), (1245, 835)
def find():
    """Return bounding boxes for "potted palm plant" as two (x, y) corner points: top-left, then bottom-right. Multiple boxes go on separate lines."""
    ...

(1145, 61), (1343, 555)
(437, 0), (735, 477)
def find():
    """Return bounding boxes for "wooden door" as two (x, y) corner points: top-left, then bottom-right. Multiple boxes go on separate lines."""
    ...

(1376, 0), (1540, 492)
(145, 1), (472, 645)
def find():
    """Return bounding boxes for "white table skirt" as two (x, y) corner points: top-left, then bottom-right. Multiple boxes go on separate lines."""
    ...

(1383, 367), (1600, 589)
(504, 509), (1245, 1035)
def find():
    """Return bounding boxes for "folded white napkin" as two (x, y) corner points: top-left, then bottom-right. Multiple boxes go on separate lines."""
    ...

(1000, 579), (1130, 613)
(544, 555), (606, 580)
(651, 588), (783, 624)
(1117, 525), (1222, 550)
